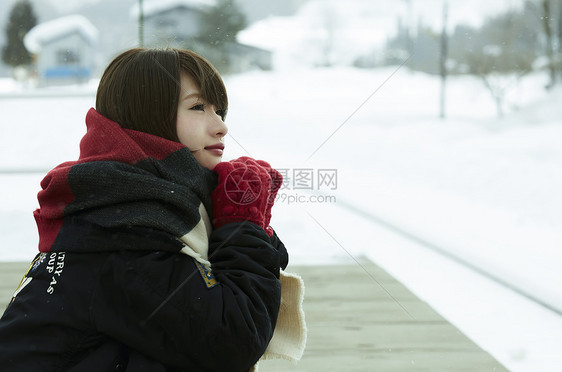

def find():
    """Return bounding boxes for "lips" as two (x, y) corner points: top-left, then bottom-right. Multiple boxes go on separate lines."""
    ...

(205, 143), (225, 156)
(205, 143), (225, 150)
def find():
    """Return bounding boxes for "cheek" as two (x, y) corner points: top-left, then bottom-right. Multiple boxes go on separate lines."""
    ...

(176, 116), (196, 146)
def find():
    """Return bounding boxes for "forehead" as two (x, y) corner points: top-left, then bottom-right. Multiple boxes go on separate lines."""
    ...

(180, 73), (199, 98)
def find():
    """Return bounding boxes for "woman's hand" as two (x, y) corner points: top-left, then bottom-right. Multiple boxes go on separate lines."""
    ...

(234, 157), (283, 236)
(211, 157), (282, 236)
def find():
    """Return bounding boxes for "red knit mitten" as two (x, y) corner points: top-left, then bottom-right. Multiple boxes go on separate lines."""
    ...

(212, 159), (273, 233)
(233, 157), (283, 236)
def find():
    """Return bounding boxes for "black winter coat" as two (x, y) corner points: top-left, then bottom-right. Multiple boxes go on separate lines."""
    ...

(0, 220), (288, 372)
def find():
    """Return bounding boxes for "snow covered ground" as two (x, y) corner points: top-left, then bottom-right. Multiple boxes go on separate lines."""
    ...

(1, 67), (562, 371)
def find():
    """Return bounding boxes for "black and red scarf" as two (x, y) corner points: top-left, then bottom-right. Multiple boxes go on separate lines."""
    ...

(34, 108), (217, 257)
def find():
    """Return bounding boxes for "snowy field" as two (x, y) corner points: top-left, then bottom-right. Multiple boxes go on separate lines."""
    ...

(1, 67), (562, 371)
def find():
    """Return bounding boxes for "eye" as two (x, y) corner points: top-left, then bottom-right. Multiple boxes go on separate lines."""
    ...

(216, 109), (226, 119)
(190, 104), (205, 111)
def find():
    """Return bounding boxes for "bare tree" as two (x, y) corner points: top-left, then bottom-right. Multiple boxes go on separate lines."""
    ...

(458, 10), (537, 117)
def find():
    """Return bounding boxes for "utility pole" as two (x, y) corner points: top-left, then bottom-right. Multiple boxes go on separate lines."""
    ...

(138, 0), (144, 47)
(403, 0), (414, 60)
(439, 1), (448, 119)
(542, 0), (556, 88)
(558, 0), (562, 83)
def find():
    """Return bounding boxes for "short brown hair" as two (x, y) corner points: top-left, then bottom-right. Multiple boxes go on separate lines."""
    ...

(95, 48), (228, 142)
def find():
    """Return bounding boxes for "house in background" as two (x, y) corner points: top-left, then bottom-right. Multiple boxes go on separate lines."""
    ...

(24, 15), (98, 86)
(131, 0), (211, 45)
(130, 0), (272, 73)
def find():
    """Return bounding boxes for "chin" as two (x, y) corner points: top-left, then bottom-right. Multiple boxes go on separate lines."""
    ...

(201, 158), (222, 170)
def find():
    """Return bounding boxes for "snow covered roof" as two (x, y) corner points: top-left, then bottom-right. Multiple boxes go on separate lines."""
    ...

(130, 0), (216, 19)
(24, 15), (99, 54)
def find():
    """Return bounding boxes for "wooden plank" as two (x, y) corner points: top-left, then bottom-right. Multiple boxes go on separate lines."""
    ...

(261, 260), (508, 371)
(0, 262), (29, 308)
(0, 260), (508, 371)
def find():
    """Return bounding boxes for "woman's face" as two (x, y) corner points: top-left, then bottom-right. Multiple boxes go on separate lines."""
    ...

(176, 73), (228, 170)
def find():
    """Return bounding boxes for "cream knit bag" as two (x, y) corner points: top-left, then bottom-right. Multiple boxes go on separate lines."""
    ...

(250, 270), (307, 372)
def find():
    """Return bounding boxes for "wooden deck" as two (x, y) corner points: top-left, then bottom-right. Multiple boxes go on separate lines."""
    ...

(0, 259), (508, 371)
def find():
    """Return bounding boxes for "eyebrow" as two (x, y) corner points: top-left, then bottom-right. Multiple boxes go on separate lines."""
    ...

(182, 92), (200, 101)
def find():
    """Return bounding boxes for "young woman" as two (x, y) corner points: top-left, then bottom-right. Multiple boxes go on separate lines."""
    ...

(0, 48), (305, 371)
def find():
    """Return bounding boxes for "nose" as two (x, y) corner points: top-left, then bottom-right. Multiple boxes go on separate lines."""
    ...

(211, 114), (228, 138)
